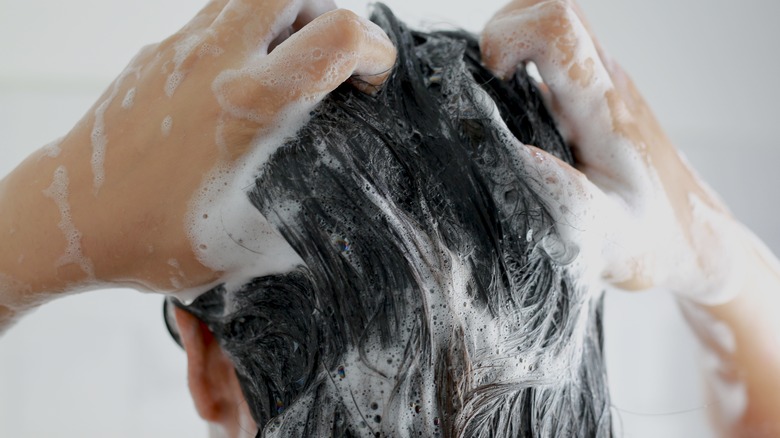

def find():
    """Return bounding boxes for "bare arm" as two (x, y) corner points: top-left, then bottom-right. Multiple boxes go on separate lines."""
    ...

(0, 0), (396, 332)
(0, 138), (89, 331)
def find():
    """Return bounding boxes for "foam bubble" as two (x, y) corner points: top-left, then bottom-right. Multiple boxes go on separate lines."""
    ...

(165, 258), (186, 291)
(308, 175), (596, 435)
(91, 104), (109, 192)
(121, 87), (136, 109)
(197, 43), (224, 58)
(677, 193), (746, 304)
(42, 166), (95, 280)
(161, 115), (173, 137)
(179, 55), (351, 301)
(92, 68), (137, 193)
(165, 34), (202, 97)
(181, 157), (305, 302)
(165, 71), (184, 98)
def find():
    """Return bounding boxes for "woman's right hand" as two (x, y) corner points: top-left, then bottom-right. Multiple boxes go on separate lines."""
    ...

(480, 0), (748, 305)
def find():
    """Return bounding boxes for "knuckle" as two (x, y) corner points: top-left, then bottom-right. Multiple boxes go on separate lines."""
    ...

(538, 0), (577, 26)
(326, 8), (361, 27)
(321, 9), (363, 48)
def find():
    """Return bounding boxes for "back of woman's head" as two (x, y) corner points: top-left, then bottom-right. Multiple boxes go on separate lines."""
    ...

(180, 4), (612, 437)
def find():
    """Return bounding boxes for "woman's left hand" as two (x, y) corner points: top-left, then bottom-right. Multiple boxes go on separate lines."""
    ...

(480, 0), (747, 305)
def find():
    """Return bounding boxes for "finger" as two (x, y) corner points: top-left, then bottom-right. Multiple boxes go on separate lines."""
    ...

(270, 0), (338, 53)
(518, 143), (601, 237)
(153, 0), (233, 99)
(213, 9), (396, 129)
(566, 1), (635, 100)
(210, 0), (337, 55)
(487, 0), (611, 76)
(513, 143), (641, 287)
(481, 0), (644, 182)
(567, 1), (613, 75)
(481, 0), (610, 94)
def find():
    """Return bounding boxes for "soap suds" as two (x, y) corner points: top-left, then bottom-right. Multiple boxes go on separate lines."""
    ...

(681, 193), (746, 304)
(121, 87), (136, 109)
(181, 155), (306, 303)
(165, 34), (203, 97)
(180, 16), (365, 301)
(167, 258), (186, 291)
(161, 115), (173, 137)
(182, 13), (612, 433)
(42, 166), (95, 280)
(198, 43), (224, 58)
(92, 69), (137, 194)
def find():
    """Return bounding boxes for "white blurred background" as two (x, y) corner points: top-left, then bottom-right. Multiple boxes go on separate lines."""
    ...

(0, 0), (778, 436)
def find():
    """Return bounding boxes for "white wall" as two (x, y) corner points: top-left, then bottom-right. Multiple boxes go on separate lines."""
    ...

(1, 0), (777, 436)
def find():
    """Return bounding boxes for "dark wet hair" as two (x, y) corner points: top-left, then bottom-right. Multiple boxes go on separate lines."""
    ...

(176, 4), (612, 437)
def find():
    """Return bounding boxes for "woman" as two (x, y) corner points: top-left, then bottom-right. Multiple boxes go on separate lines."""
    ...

(167, 5), (610, 435)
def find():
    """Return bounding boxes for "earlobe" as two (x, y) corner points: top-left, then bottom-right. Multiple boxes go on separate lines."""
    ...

(174, 306), (243, 423)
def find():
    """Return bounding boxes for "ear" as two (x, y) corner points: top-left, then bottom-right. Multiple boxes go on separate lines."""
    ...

(174, 307), (257, 436)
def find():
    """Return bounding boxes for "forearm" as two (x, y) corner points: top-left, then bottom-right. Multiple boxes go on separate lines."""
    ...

(0, 145), (85, 328)
(680, 228), (780, 437)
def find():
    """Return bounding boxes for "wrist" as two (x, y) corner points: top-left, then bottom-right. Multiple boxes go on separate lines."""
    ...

(0, 136), (96, 302)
